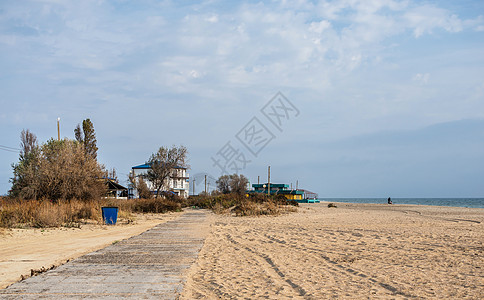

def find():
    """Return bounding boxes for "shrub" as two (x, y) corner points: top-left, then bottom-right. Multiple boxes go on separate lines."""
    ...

(9, 139), (105, 201)
(184, 193), (297, 216)
(132, 198), (181, 213)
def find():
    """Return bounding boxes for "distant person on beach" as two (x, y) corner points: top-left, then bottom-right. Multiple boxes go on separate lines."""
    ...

(388, 197), (392, 204)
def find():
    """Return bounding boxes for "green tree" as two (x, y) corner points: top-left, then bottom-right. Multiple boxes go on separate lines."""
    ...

(146, 145), (188, 198)
(9, 130), (40, 199)
(74, 118), (98, 160)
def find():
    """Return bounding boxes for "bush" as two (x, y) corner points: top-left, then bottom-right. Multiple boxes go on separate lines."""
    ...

(184, 193), (297, 216)
(132, 198), (181, 213)
(10, 139), (105, 201)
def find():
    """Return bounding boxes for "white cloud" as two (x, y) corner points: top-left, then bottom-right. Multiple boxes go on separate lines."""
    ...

(205, 14), (218, 23)
(1, 0), (484, 196)
(309, 20), (331, 34)
(413, 73), (430, 85)
(404, 5), (463, 37)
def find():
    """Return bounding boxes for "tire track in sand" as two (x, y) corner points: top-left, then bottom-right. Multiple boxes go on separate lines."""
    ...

(224, 233), (310, 299)
(262, 232), (417, 298)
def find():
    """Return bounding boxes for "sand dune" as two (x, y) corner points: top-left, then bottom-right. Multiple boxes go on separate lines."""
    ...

(181, 203), (484, 299)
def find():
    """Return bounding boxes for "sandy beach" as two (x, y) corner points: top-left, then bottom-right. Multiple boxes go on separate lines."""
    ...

(0, 211), (182, 289)
(181, 202), (484, 299)
(1, 203), (482, 298)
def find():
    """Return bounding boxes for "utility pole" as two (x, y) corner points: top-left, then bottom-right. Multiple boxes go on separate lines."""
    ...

(204, 175), (207, 194)
(296, 180), (299, 190)
(257, 175), (260, 185)
(57, 117), (60, 141)
(267, 166), (271, 196)
(192, 179), (195, 196)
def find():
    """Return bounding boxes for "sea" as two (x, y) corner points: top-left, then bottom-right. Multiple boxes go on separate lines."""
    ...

(318, 198), (484, 209)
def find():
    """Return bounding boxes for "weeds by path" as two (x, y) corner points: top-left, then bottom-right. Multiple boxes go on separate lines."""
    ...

(0, 197), (181, 229)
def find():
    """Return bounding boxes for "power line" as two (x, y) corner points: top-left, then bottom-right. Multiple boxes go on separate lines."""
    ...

(0, 144), (21, 151)
(0, 146), (19, 153)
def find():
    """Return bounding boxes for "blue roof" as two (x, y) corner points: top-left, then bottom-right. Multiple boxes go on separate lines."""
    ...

(132, 163), (151, 169)
(132, 163), (187, 169)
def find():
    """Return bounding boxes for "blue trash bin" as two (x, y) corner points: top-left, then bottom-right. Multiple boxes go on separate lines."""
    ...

(102, 207), (118, 225)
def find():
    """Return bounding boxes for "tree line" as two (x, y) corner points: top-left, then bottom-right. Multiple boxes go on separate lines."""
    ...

(9, 118), (252, 201)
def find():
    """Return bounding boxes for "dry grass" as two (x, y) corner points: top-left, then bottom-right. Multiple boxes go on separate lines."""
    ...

(0, 197), (181, 229)
(186, 193), (298, 216)
(0, 193), (294, 228)
(0, 198), (101, 228)
(232, 200), (298, 216)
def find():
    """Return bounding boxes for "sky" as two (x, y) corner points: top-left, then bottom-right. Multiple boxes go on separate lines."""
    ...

(1, 0), (483, 198)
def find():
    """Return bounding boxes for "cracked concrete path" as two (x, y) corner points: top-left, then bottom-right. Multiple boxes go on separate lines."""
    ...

(0, 209), (209, 299)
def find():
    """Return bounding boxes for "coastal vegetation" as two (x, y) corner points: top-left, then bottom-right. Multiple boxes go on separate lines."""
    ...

(189, 174), (298, 216)
(9, 122), (105, 201)
(2, 120), (185, 229)
(216, 174), (249, 195)
(0, 193), (296, 228)
(2, 120), (295, 229)
(0, 196), (181, 228)
(186, 192), (298, 216)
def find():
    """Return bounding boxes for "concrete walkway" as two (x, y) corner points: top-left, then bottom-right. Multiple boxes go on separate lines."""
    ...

(0, 209), (209, 299)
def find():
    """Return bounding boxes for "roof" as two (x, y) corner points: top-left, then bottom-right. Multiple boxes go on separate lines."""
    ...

(252, 183), (289, 188)
(248, 189), (304, 195)
(132, 163), (187, 170)
(105, 179), (127, 191)
(132, 163), (151, 169)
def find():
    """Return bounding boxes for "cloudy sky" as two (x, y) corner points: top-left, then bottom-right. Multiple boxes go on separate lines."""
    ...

(1, 0), (483, 197)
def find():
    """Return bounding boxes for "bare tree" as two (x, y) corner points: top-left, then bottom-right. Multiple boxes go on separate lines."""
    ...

(146, 145), (188, 198)
(128, 171), (152, 199)
(20, 129), (37, 158)
(229, 174), (249, 195)
(216, 175), (231, 194)
(215, 174), (249, 195)
(137, 177), (152, 199)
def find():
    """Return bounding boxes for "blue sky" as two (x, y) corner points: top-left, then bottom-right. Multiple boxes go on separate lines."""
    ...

(1, 0), (483, 197)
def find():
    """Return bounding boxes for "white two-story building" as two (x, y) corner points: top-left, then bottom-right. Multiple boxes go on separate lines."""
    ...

(130, 163), (189, 198)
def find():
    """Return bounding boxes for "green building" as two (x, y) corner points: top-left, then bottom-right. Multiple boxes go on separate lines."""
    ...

(249, 183), (304, 200)
(248, 183), (320, 203)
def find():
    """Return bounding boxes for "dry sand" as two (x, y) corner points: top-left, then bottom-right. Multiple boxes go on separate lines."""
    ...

(0, 211), (182, 289)
(181, 202), (484, 299)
